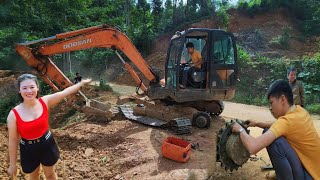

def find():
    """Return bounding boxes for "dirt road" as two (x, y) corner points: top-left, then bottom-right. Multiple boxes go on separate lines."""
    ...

(0, 83), (319, 179)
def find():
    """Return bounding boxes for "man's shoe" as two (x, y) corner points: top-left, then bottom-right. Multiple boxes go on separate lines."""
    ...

(179, 84), (185, 89)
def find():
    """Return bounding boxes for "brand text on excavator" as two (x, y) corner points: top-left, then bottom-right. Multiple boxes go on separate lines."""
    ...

(63, 39), (92, 49)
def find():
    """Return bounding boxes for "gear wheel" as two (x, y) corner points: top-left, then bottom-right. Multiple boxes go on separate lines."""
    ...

(216, 119), (250, 171)
(210, 100), (224, 116)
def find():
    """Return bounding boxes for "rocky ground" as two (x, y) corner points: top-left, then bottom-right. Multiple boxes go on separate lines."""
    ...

(1, 83), (319, 179)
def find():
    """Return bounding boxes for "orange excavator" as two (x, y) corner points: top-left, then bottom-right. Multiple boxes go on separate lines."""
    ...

(15, 24), (239, 128)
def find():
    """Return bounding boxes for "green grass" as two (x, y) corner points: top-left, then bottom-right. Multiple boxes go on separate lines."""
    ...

(94, 83), (113, 91)
(232, 92), (268, 106)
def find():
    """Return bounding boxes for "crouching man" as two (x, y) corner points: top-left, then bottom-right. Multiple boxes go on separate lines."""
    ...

(232, 79), (320, 179)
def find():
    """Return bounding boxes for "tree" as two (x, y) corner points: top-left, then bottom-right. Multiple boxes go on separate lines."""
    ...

(199, 0), (211, 16)
(173, 0), (185, 24)
(151, 0), (163, 32)
(137, 0), (150, 11)
(158, 0), (174, 33)
(185, 0), (199, 20)
(152, 0), (163, 17)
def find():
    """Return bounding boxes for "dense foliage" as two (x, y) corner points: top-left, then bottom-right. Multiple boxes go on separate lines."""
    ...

(0, 0), (220, 70)
(1, 0), (319, 70)
(235, 47), (320, 114)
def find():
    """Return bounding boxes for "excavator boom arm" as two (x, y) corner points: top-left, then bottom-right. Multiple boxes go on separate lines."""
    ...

(15, 44), (73, 90)
(16, 24), (157, 96)
(15, 24), (158, 119)
(30, 25), (156, 84)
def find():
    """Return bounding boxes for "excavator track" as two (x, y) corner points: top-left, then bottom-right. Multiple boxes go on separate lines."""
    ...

(186, 100), (224, 116)
(119, 104), (192, 134)
(207, 100), (224, 116)
(216, 119), (250, 171)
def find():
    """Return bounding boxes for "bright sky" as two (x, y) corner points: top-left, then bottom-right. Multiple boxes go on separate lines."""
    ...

(229, 0), (239, 5)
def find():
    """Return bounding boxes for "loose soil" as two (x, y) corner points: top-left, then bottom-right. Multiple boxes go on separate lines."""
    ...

(1, 81), (319, 179)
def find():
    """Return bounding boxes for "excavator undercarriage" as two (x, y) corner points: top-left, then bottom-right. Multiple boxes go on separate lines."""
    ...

(117, 94), (224, 130)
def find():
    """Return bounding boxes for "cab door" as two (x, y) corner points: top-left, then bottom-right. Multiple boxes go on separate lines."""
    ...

(209, 32), (238, 89)
(165, 38), (184, 90)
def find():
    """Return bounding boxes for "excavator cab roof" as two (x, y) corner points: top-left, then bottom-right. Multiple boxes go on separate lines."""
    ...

(172, 28), (232, 40)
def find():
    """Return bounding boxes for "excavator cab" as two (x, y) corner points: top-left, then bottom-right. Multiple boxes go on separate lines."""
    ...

(150, 28), (238, 105)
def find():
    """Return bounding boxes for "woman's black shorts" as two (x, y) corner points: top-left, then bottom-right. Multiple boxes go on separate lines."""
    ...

(20, 130), (60, 173)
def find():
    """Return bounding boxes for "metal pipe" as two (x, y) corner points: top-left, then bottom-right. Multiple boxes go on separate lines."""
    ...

(114, 50), (126, 64)
(19, 36), (57, 45)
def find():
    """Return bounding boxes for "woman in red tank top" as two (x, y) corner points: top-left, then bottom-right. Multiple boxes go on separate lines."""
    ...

(7, 74), (91, 179)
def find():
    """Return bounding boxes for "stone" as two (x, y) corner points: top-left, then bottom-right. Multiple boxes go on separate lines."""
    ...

(85, 148), (94, 157)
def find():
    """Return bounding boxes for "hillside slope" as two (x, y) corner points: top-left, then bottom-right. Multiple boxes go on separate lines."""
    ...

(115, 8), (319, 86)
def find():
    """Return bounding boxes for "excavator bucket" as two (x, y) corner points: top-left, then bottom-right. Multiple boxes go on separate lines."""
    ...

(86, 99), (111, 112)
(81, 99), (114, 121)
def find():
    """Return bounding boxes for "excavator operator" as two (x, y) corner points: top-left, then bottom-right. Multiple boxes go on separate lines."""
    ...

(180, 42), (204, 89)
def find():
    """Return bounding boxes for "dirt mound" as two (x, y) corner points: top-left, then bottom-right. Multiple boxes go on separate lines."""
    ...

(49, 85), (118, 128)
(229, 8), (317, 58)
(52, 115), (225, 180)
(116, 71), (138, 86)
(150, 17), (219, 55)
(0, 76), (16, 98)
(0, 70), (29, 98)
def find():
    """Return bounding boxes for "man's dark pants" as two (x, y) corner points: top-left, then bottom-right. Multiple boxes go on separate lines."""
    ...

(263, 129), (313, 180)
(182, 66), (200, 87)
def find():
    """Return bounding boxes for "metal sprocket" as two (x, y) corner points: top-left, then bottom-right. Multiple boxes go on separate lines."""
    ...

(216, 119), (250, 171)
(209, 100), (224, 116)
